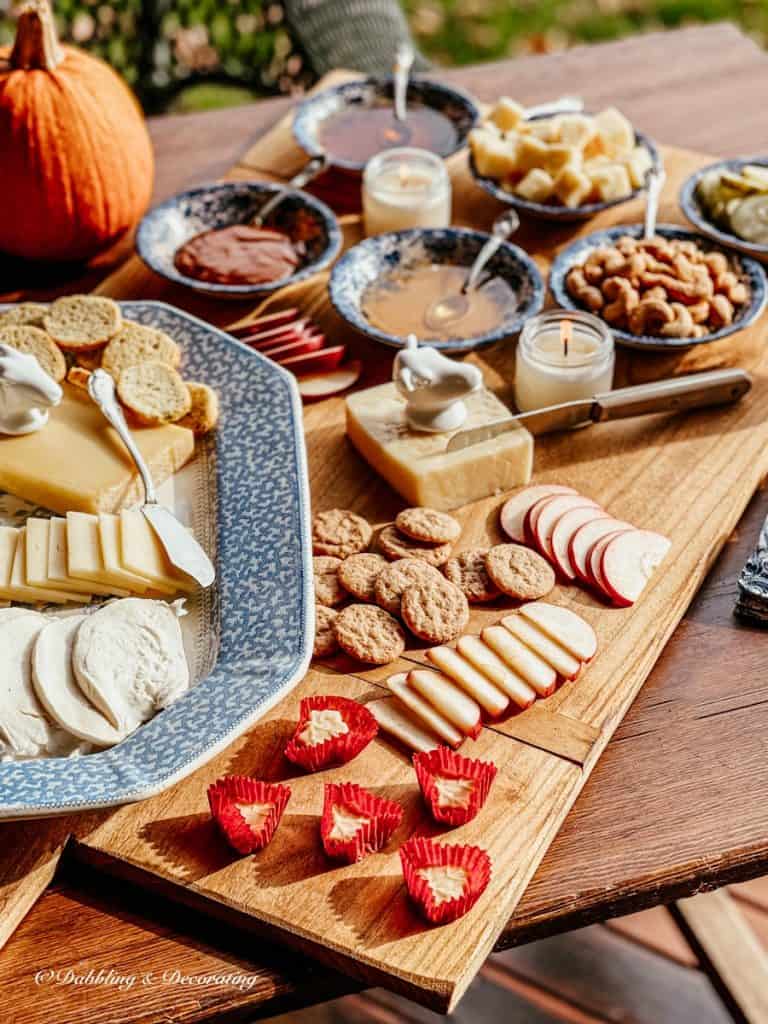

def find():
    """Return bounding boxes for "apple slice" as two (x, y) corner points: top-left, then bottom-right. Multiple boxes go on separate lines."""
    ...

(408, 668), (482, 738)
(518, 601), (597, 662)
(261, 332), (326, 361)
(601, 530), (671, 607)
(243, 320), (310, 347)
(569, 516), (632, 585)
(297, 361), (362, 401)
(501, 613), (581, 679)
(229, 308), (300, 338)
(456, 635), (535, 709)
(551, 506), (609, 580)
(532, 495), (601, 564)
(279, 345), (346, 375)
(588, 530), (629, 598)
(426, 646), (509, 718)
(387, 672), (463, 748)
(500, 484), (576, 543)
(481, 625), (557, 697)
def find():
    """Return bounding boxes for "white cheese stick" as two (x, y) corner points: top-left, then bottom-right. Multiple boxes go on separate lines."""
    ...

(481, 625), (557, 697)
(456, 634), (536, 708)
(426, 645), (509, 717)
(387, 672), (463, 748)
(407, 668), (481, 737)
(501, 614), (581, 679)
(368, 697), (440, 753)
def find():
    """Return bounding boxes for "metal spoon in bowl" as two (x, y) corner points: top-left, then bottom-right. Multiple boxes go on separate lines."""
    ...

(382, 42), (415, 147)
(88, 370), (216, 589)
(523, 96), (584, 119)
(423, 210), (521, 332)
(249, 155), (328, 228)
(643, 164), (666, 239)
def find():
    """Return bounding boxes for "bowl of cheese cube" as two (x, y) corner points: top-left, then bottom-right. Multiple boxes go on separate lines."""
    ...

(469, 98), (659, 222)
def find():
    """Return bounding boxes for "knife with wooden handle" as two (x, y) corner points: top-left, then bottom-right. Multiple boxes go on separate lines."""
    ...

(446, 369), (752, 451)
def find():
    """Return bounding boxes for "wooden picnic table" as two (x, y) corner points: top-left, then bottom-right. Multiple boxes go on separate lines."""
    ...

(6, 22), (768, 1024)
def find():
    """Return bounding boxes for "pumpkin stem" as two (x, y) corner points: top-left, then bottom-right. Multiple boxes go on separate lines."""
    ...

(10, 0), (63, 71)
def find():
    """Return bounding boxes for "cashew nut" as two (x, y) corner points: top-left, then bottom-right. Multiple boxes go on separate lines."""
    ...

(628, 298), (675, 336)
(660, 302), (696, 339)
(566, 267), (604, 312)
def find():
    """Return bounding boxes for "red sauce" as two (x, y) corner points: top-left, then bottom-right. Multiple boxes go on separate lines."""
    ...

(174, 225), (300, 285)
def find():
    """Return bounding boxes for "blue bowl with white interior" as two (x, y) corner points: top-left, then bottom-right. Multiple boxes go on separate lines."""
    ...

(680, 157), (768, 262)
(136, 181), (342, 299)
(329, 227), (545, 352)
(549, 223), (767, 351)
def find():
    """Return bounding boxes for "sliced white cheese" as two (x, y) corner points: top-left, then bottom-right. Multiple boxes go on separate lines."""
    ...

(367, 698), (440, 754)
(419, 865), (467, 905)
(72, 597), (190, 734)
(98, 513), (172, 595)
(32, 614), (124, 747)
(47, 517), (129, 598)
(119, 509), (196, 593)
(9, 529), (89, 605)
(25, 518), (50, 587)
(0, 527), (18, 589)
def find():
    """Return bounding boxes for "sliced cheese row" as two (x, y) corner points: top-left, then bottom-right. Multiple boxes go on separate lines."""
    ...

(374, 602), (597, 752)
(0, 511), (195, 606)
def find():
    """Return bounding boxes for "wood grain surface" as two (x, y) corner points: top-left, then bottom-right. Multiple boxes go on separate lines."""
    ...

(5, 25), (768, 1024)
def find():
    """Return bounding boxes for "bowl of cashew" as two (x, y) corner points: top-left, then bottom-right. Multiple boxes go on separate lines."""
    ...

(549, 225), (767, 350)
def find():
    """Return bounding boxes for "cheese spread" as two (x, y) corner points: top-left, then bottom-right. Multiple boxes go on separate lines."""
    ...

(433, 775), (474, 809)
(418, 865), (467, 905)
(235, 802), (273, 830)
(328, 805), (369, 841)
(299, 708), (349, 746)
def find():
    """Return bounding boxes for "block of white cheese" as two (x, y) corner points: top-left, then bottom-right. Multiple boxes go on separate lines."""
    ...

(346, 383), (533, 510)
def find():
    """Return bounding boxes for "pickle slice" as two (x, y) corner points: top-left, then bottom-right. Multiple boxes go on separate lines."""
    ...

(730, 194), (768, 244)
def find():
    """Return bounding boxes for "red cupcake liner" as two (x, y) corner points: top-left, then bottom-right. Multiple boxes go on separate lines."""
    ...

(413, 746), (497, 827)
(321, 781), (403, 863)
(207, 775), (291, 855)
(284, 695), (378, 772)
(400, 836), (491, 925)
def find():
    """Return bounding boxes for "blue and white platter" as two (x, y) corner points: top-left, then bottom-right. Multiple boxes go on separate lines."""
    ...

(0, 301), (313, 819)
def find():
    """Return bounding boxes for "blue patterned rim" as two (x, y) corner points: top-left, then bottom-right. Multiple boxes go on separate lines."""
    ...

(293, 76), (480, 172)
(549, 224), (768, 351)
(680, 157), (768, 261)
(470, 127), (660, 223)
(136, 182), (343, 299)
(329, 227), (546, 352)
(0, 301), (313, 818)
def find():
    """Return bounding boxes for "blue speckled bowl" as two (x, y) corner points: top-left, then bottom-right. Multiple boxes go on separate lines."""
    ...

(329, 227), (545, 352)
(680, 157), (768, 262)
(293, 76), (479, 172)
(549, 224), (767, 351)
(136, 182), (342, 299)
(470, 124), (660, 223)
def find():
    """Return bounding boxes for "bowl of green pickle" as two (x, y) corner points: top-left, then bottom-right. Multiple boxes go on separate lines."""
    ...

(681, 158), (768, 260)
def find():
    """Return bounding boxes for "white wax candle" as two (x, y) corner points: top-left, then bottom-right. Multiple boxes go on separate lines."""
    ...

(363, 147), (451, 236)
(514, 311), (614, 413)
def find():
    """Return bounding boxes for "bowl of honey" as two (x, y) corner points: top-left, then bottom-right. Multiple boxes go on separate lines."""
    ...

(293, 77), (479, 173)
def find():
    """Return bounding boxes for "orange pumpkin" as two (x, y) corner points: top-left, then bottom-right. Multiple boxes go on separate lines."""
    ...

(0, 0), (154, 263)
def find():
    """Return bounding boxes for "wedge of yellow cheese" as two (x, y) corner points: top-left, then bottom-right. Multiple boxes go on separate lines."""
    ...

(3, 527), (89, 605)
(0, 386), (194, 515)
(119, 509), (197, 593)
(36, 517), (128, 598)
(345, 383), (533, 511)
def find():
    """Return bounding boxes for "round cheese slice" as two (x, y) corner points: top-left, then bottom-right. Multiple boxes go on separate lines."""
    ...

(0, 608), (82, 760)
(72, 598), (190, 735)
(33, 614), (124, 747)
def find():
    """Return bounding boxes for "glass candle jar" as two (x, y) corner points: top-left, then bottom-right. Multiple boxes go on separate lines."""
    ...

(362, 147), (451, 236)
(514, 310), (615, 413)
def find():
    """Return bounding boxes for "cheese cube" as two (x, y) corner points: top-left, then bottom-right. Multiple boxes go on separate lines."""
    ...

(469, 130), (518, 179)
(589, 163), (632, 202)
(119, 510), (197, 593)
(488, 97), (525, 132)
(554, 164), (593, 208)
(526, 117), (561, 143)
(594, 106), (635, 157)
(514, 135), (550, 173)
(557, 114), (597, 149)
(345, 383), (533, 511)
(6, 528), (89, 604)
(624, 145), (653, 189)
(47, 517), (129, 597)
(515, 168), (555, 204)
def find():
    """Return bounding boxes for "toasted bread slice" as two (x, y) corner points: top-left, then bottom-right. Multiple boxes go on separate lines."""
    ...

(117, 360), (192, 426)
(101, 321), (181, 381)
(44, 295), (122, 350)
(0, 324), (66, 382)
(178, 381), (219, 435)
(0, 302), (48, 328)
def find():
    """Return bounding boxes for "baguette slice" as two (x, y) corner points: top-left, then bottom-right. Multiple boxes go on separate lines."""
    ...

(44, 295), (122, 350)
(117, 360), (192, 426)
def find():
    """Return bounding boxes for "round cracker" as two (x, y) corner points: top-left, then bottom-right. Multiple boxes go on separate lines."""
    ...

(44, 295), (122, 350)
(101, 321), (181, 380)
(338, 552), (388, 602)
(374, 558), (444, 616)
(0, 324), (66, 383)
(312, 509), (372, 559)
(313, 556), (345, 608)
(377, 524), (453, 566)
(334, 604), (405, 665)
(117, 360), (192, 426)
(314, 605), (339, 658)
(485, 543), (555, 600)
(395, 507), (461, 544)
(401, 577), (469, 644)
(444, 549), (500, 603)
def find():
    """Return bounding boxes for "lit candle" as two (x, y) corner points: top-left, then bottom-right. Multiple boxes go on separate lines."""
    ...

(363, 147), (451, 236)
(514, 310), (615, 412)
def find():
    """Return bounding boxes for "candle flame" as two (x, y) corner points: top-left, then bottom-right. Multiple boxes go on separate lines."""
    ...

(560, 318), (573, 358)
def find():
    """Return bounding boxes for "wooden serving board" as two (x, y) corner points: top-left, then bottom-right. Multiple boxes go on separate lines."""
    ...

(4, 71), (768, 1013)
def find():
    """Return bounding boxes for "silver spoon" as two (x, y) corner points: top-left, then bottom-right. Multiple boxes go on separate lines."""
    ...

(524, 96), (583, 119)
(643, 164), (666, 239)
(423, 210), (520, 331)
(383, 42), (415, 146)
(250, 156), (328, 228)
(88, 370), (216, 589)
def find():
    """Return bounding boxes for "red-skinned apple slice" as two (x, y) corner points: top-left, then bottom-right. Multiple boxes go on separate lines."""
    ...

(279, 345), (346, 375)
(500, 484), (576, 543)
(261, 332), (326, 361)
(550, 506), (608, 580)
(601, 530), (671, 607)
(532, 495), (601, 564)
(228, 308), (300, 339)
(518, 601), (597, 662)
(588, 530), (630, 598)
(297, 360), (362, 401)
(247, 327), (306, 351)
(569, 517), (632, 585)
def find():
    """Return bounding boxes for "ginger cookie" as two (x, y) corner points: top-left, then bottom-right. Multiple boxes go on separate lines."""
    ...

(312, 509), (372, 559)
(0, 325), (66, 383)
(378, 524), (453, 566)
(314, 605), (339, 658)
(334, 604), (405, 665)
(485, 543), (555, 600)
(395, 507), (461, 545)
(338, 552), (388, 602)
(401, 577), (469, 644)
(44, 295), (122, 350)
(374, 558), (444, 616)
(444, 549), (500, 603)
(313, 556), (345, 608)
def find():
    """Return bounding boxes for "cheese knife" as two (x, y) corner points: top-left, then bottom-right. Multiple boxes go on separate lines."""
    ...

(446, 368), (752, 451)
(88, 369), (216, 589)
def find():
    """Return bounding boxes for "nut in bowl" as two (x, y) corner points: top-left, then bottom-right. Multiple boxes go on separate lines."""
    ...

(136, 182), (342, 299)
(549, 225), (767, 350)
(469, 99), (659, 222)
(680, 157), (768, 261)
